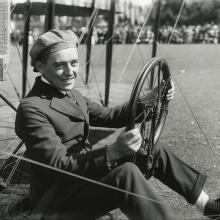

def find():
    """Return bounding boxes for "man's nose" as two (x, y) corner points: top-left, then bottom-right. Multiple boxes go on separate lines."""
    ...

(65, 63), (75, 76)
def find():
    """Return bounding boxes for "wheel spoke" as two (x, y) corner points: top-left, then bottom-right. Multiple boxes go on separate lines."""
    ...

(126, 57), (171, 170)
(134, 108), (151, 123)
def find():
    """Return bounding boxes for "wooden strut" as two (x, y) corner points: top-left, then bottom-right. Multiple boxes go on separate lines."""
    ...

(44, 0), (55, 32)
(152, 0), (161, 58)
(105, 0), (115, 107)
(22, 0), (31, 98)
(85, 0), (95, 85)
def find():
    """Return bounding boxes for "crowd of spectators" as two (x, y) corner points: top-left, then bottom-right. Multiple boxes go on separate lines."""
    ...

(11, 22), (220, 45)
(78, 22), (220, 45)
(158, 23), (220, 44)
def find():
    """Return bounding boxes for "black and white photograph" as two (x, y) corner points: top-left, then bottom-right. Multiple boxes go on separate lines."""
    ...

(0, 0), (220, 219)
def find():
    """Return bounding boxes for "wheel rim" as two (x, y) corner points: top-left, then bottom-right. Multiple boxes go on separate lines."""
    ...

(126, 57), (171, 152)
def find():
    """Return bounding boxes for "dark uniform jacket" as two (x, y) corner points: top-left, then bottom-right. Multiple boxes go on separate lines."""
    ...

(15, 76), (129, 210)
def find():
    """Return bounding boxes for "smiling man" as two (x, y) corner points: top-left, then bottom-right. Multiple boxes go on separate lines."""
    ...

(35, 47), (79, 92)
(15, 29), (220, 220)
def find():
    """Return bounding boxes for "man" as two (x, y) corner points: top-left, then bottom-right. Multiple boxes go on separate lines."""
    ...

(15, 29), (219, 220)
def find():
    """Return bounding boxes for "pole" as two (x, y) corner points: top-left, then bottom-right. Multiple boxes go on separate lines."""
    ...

(152, 0), (161, 58)
(150, 0), (161, 89)
(22, 0), (31, 98)
(104, 0), (115, 107)
(44, 0), (55, 32)
(85, 0), (95, 85)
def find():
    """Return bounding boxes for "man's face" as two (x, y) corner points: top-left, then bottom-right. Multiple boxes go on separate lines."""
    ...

(41, 47), (79, 91)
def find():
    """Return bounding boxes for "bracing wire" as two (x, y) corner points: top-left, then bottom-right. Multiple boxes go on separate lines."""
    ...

(0, 149), (178, 208)
(0, 134), (182, 215)
(117, 1), (155, 84)
(77, 4), (117, 105)
(78, 8), (99, 44)
(167, 0), (185, 44)
(6, 3), (23, 100)
(80, 0), (121, 72)
(172, 76), (218, 166)
(90, 63), (105, 106)
(77, 8), (99, 85)
(83, 9), (99, 44)
(151, 0), (219, 172)
(5, 69), (21, 100)
(81, 1), (155, 105)
(8, 2), (33, 100)
(5, 151), (24, 185)
(0, 137), (19, 159)
(81, 30), (117, 70)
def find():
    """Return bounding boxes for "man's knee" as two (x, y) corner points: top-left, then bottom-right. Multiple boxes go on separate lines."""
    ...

(154, 144), (167, 156)
(115, 162), (143, 184)
(119, 162), (140, 173)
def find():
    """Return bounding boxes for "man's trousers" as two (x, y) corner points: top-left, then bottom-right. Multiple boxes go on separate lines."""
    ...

(31, 145), (206, 220)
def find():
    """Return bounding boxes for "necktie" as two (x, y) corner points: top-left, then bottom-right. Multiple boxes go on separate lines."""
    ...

(66, 91), (77, 104)
(66, 91), (72, 98)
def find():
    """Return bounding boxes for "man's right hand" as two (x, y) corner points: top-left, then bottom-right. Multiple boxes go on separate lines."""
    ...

(107, 128), (142, 162)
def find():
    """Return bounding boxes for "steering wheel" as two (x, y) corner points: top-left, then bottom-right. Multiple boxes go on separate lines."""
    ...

(126, 57), (171, 176)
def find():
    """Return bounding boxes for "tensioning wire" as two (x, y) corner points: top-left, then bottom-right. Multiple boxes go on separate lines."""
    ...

(1, 149), (175, 208)
(117, 0), (155, 84)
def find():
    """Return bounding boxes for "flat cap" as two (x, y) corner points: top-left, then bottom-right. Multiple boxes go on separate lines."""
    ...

(30, 29), (78, 71)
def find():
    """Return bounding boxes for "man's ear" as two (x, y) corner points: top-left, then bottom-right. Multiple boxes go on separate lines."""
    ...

(35, 60), (44, 73)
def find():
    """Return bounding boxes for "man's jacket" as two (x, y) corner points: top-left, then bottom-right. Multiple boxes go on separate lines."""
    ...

(15, 76), (129, 209)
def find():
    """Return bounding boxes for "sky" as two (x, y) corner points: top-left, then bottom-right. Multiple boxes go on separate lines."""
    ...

(135, 0), (152, 5)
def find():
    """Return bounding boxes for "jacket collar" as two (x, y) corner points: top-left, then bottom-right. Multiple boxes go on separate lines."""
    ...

(30, 76), (89, 122)
(51, 95), (84, 120)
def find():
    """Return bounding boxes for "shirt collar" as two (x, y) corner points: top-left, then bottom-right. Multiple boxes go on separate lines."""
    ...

(41, 76), (67, 95)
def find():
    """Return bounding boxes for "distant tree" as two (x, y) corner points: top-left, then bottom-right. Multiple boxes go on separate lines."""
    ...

(149, 0), (220, 26)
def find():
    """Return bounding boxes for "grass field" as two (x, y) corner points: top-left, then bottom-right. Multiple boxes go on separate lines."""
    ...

(1, 43), (220, 219)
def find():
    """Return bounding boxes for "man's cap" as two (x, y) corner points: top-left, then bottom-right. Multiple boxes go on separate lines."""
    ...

(30, 29), (79, 72)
